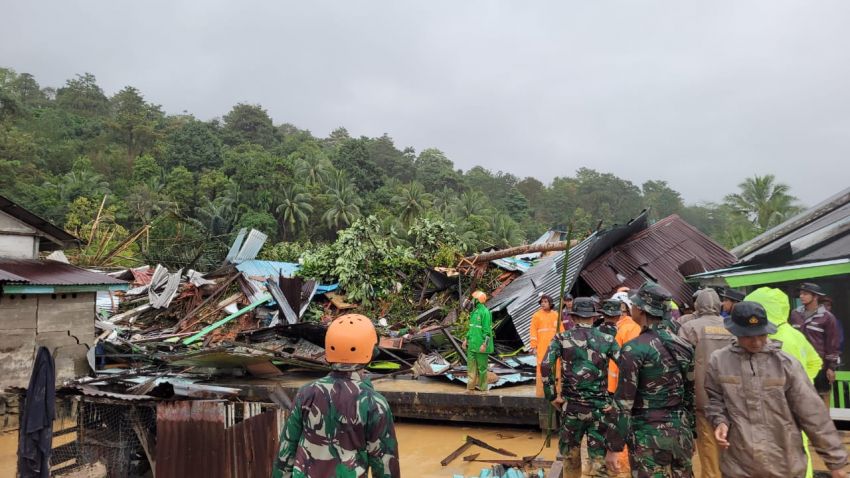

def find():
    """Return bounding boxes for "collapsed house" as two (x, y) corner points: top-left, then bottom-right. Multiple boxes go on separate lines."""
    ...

(487, 211), (736, 346)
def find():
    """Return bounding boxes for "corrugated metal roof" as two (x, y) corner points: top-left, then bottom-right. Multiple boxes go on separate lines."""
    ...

(488, 233), (598, 346)
(233, 229), (268, 263)
(0, 259), (128, 286)
(236, 260), (300, 279)
(580, 215), (735, 308)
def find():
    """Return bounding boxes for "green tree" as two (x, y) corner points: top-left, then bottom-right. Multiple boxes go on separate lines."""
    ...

(275, 185), (314, 238)
(238, 210), (278, 238)
(331, 138), (384, 192)
(55, 73), (109, 117)
(642, 180), (684, 220)
(724, 174), (803, 231)
(164, 166), (195, 211)
(108, 86), (164, 163)
(415, 148), (461, 191)
(323, 179), (362, 230)
(222, 103), (278, 148)
(162, 119), (223, 172)
(392, 181), (432, 226)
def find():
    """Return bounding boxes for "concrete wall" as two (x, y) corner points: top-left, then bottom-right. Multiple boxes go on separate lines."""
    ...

(0, 210), (38, 259)
(0, 292), (96, 388)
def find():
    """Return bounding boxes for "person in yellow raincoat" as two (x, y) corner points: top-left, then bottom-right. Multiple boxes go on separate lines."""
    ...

(529, 294), (563, 397)
(746, 286), (823, 478)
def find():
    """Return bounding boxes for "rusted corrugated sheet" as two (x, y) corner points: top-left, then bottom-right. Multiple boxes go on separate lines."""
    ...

(0, 259), (127, 286)
(580, 215), (736, 307)
(231, 411), (280, 478)
(157, 401), (232, 477)
(156, 401), (281, 478)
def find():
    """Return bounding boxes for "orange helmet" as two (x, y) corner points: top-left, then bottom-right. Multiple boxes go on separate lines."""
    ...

(471, 290), (488, 303)
(325, 314), (378, 364)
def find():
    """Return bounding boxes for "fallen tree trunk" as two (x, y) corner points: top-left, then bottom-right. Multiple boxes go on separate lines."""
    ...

(462, 240), (576, 264)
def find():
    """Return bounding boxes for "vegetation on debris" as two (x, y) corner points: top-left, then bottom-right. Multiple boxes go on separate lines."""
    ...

(0, 67), (805, 275)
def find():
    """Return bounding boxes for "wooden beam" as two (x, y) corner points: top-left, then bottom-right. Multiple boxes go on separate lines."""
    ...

(461, 240), (575, 265)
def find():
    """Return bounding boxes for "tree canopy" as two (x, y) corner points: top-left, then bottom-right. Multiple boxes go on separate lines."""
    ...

(0, 66), (805, 270)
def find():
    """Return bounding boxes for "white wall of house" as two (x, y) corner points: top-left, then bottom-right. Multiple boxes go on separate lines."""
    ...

(0, 210), (39, 259)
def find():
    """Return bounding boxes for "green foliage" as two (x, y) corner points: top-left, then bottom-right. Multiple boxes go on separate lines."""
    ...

(0, 67), (810, 279)
(260, 241), (313, 263)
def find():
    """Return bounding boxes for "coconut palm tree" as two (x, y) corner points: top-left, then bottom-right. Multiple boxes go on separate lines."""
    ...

(275, 184), (313, 238)
(323, 180), (362, 230)
(392, 181), (432, 226)
(295, 158), (331, 187)
(724, 175), (803, 231)
(452, 190), (490, 219)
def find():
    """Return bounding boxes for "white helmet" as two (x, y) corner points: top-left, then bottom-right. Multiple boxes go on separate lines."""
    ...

(610, 291), (632, 308)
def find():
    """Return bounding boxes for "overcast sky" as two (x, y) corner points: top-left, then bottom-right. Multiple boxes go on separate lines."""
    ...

(4, 1), (850, 206)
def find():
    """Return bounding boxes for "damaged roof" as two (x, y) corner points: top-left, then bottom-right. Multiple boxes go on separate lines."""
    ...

(580, 214), (736, 307)
(732, 187), (850, 266)
(0, 259), (128, 292)
(487, 232), (599, 346)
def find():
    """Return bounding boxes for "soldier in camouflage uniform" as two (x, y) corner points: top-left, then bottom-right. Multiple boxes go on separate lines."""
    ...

(542, 297), (620, 478)
(599, 299), (621, 337)
(605, 282), (696, 478)
(273, 314), (400, 478)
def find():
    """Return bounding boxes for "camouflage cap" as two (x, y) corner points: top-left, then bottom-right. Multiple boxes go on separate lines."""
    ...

(570, 297), (598, 318)
(629, 281), (672, 317)
(600, 299), (622, 317)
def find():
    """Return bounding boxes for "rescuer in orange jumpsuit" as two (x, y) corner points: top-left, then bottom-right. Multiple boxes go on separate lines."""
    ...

(529, 294), (563, 397)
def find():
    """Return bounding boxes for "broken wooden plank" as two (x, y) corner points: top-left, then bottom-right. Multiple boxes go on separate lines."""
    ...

(182, 294), (271, 345)
(440, 441), (474, 466)
(466, 435), (517, 457)
(176, 273), (240, 329)
(463, 453), (480, 462)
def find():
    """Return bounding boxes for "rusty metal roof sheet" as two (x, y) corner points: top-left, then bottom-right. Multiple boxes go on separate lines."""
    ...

(580, 215), (736, 307)
(0, 259), (128, 287)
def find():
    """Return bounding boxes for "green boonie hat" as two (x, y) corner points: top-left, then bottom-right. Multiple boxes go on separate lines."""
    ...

(570, 297), (598, 318)
(630, 281), (672, 317)
(600, 299), (622, 317)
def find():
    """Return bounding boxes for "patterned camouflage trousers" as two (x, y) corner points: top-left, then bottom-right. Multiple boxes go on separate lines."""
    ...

(627, 411), (693, 478)
(559, 402), (613, 478)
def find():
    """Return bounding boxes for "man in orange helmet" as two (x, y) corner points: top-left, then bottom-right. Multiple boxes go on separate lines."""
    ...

(463, 290), (494, 392)
(273, 314), (400, 478)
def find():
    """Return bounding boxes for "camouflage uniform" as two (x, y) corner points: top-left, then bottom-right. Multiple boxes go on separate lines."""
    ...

(598, 321), (618, 337)
(543, 320), (620, 478)
(607, 284), (696, 478)
(272, 364), (400, 478)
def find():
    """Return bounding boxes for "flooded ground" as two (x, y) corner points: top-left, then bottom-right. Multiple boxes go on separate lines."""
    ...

(395, 420), (558, 477)
(0, 430), (16, 478)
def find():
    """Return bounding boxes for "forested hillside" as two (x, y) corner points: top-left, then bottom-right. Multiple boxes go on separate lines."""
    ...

(0, 68), (801, 273)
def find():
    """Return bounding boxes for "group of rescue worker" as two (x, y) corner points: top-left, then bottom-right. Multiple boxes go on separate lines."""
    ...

(271, 278), (847, 478)
(532, 281), (847, 478)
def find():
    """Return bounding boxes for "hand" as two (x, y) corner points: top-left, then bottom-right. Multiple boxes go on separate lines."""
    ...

(827, 369), (836, 384)
(831, 469), (847, 478)
(714, 423), (730, 449)
(605, 451), (621, 474)
(550, 396), (565, 409)
(479, 343), (487, 353)
(461, 339), (467, 350)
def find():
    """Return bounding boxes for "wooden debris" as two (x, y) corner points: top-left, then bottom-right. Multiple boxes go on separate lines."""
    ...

(440, 441), (474, 466)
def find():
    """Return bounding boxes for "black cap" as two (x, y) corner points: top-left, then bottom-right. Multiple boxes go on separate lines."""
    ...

(570, 297), (597, 318)
(724, 301), (777, 337)
(563, 292), (573, 300)
(719, 288), (745, 302)
(799, 282), (826, 296)
(600, 299), (622, 317)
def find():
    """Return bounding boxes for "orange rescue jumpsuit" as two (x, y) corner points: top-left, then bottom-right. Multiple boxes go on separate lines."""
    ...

(530, 309), (563, 398)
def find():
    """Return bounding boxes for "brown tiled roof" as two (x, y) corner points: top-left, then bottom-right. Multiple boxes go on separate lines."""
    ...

(580, 215), (736, 307)
(0, 259), (127, 286)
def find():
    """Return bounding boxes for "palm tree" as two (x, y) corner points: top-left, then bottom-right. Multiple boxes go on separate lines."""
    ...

(323, 180), (362, 230)
(295, 158), (331, 187)
(724, 175), (803, 231)
(452, 190), (489, 219)
(490, 213), (522, 248)
(191, 196), (238, 236)
(275, 184), (313, 238)
(392, 181), (432, 226)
